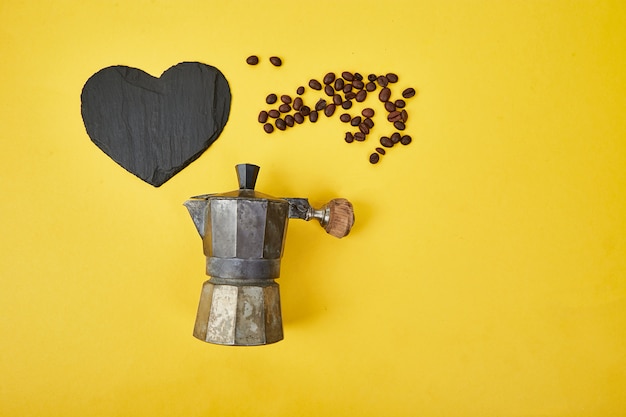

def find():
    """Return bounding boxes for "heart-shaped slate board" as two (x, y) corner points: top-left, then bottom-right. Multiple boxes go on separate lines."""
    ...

(81, 62), (231, 187)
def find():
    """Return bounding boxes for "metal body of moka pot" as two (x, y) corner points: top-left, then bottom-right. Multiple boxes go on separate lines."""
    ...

(184, 164), (354, 346)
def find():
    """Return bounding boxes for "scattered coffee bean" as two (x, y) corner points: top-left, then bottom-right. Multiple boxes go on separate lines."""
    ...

(293, 97), (303, 110)
(345, 132), (354, 143)
(380, 136), (394, 147)
(268, 109), (280, 118)
(359, 123), (369, 134)
(345, 91), (357, 100)
(297, 86), (305, 95)
(269, 56), (282, 66)
(400, 135), (412, 145)
(263, 123), (274, 133)
(379, 87), (391, 102)
(354, 72), (363, 81)
(301, 106), (311, 116)
(246, 55), (259, 65)
(368, 74), (377, 82)
(324, 85), (334, 96)
(280, 95), (292, 104)
(343, 84), (353, 93)
(362, 108), (375, 117)
(351, 116), (362, 126)
(334, 78), (344, 91)
(279, 103), (291, 113)
(275, 118), (286, 130)
(353, 79), (364, 90)
(394, 99), (406, 108)
(394, 121), (406, 130)
(365, 82), (377, 92)
(386, 73), (398, 83)
(333, 94), (343, 105)
(258, 110), (268, 123)
(390, 132), (401, 143)
(309, 79), (322, 90)
(354, 132), (366, 141)
(342, 100), (353, 109)
(342, 71), (354, 81)
(340, 113), (351, 122)
(285, 115), (295, 127)
(323, 72), (336, 85)
(387, 110), (401, 122)
(384, 101), (396, 112)
(309, 111), (319, 123)
(377, 75), (388, 87)
(315, 99), (327, 111)
(369, 153), (380, 164)
(294, 112), (305, 124)
(355, 90), (367, 102)
(363, 118), (374, 129)
(376, 147), (386, 155)
(402, 87), (416, 98)
(324, 103), (336, 117)
(401, 109), (408, 122)
(266, 94), (278, 104)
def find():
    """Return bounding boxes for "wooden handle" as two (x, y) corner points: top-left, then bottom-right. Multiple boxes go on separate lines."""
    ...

(324, 198), (355, 238)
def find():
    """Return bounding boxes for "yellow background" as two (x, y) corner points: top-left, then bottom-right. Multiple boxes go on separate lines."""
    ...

(1, 1), (625, 416)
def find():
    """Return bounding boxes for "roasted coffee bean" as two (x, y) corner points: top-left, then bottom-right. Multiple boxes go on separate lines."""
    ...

(362, 108), (375, 118)
(324, 85), (334, 96)
(386, 73), (398, 83)
(266, 94), (278, 104)
(354, 72), (363, 81)
(355, 90), (367, 102)
(345, 91), (357, 100)
(377, 75), (388, 87)
(275, 118), (286, 130)
(379, 87), (391, 102)
(258, 110), (268, 123)
(380, 136), (394, 147)
(395, 99), (406, 108)
(342, 100), (353, 109)
(345, 132), (354, 143)
(359, 123), (369, 134)
(323, 72), (336, 85)
(297, 86), (305, 95)
(385, 101), (396, 112)
(394, 121), (406, 130)
(340, 113), (351, 122)
(268, 109), (280, 118)
(246, 55), (259, 65)
(376, 147), (386, 155)
(402, 87), (416, 98)
(368, 73), (377, 82)
(353, 79), (364, 90)
(333, 94), (343, 105)
(269, 56), (282, 66)
(364, 118), (374, 128)
(309, 79), (322, 90)
(263, 123), (274, 133)
(342, 71), (354, 81)
(279, 103), (291, 113)
(350, 116), (361, 126)
(280, 95), (292, 104)
(293, 97), (303, 110)
(301, 106), (311, 116)
(315, 99), (327, 111)
(285, 114), (295, 127)
(400, 134), (412, 145)
(354, 132), (366, 141)
(294, 112), (305, 124)
(343, 84), (353, 93)
(334, 78), (344, 91)
(401, 109), (408, 122)
(391, 132), (401, 143)
(310, 111), (319, 123)
(324, 103), (336, 117)
(387, 110), (401, 122)
(369, 153), (380, 164)
(365, 82), (377, 92)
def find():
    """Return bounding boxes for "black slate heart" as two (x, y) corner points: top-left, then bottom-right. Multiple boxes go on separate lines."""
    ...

(81, 62), (231, 187)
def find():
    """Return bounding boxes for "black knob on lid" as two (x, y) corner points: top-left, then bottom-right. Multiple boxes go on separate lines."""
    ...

(236, 164), (260, 190)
